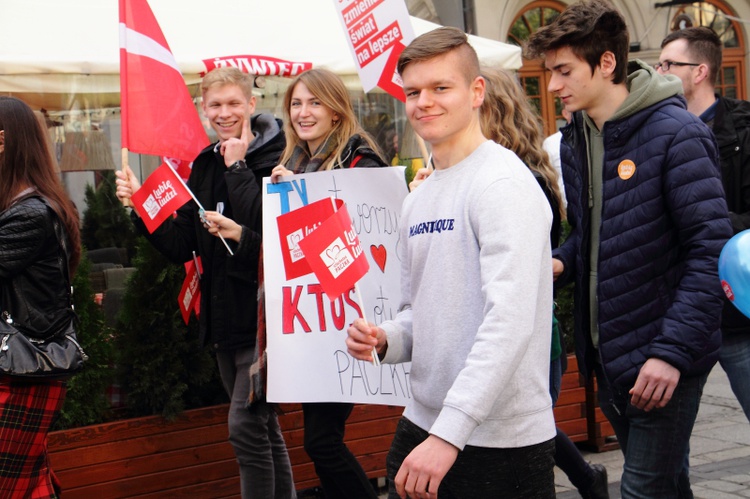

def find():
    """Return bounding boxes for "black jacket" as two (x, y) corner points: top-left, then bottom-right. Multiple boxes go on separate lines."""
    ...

(0, 195), (74, 339)
(712, 96), (750, 333)
(337, 134), (385, 169)
(133, 114), (285, 350)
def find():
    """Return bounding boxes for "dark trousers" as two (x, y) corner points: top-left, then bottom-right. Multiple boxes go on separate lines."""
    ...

(302, 402), (377, 499)
(597, 365), (707, 498)
(386, 417), (555, 499)
(550, 356), (595, 492)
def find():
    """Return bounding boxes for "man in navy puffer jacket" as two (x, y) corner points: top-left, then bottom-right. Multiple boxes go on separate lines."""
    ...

(527, 1), (733, 498)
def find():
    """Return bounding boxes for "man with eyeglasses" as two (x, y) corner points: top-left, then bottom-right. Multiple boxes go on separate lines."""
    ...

(659, 26), (750, 425)
(653, 60), (699, 72)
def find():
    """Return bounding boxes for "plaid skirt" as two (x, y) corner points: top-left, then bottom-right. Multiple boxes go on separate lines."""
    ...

(0, 380), (66, 499)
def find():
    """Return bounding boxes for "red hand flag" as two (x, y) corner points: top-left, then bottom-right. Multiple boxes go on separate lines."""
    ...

(298, 201), (369, 301)
(119, 0), (208, 161)
(276, 198), (341, 281)
(130, 162), (192, 233)
(179, 257), (202, 325)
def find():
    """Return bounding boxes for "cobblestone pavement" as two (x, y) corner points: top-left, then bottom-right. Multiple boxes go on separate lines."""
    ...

(556, 365), (750, 498)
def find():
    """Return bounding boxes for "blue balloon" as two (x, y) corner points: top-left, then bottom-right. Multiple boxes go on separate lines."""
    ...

(719, 229), (750, 319)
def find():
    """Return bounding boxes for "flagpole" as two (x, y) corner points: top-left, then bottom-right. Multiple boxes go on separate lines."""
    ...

(355, 282), (381, 367)
(325, 196), (379, 365)
(164, 161), (234, 256)
(121, 148), (131, 207)
(416, 135), (431, 170)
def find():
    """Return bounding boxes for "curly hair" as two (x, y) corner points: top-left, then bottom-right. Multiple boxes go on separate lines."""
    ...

(480, 68), (565, 220)
(525, 0), (629, 85)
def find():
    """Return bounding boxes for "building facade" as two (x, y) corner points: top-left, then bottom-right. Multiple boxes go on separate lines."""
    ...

(414, 0), (750, 135)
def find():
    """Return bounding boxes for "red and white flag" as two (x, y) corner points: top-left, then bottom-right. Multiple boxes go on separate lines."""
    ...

(298, 201), (369, 301)
(119, 0), (209, 164)
(179, 257), (202, 324)
(276, 198), (341, 281)
(130, 162), (192, 233)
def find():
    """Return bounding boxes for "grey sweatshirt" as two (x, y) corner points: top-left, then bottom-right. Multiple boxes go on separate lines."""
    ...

(381, 140), (556, 450)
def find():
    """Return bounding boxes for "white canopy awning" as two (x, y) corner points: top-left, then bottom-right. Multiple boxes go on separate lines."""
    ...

(0, 0), (521, 111)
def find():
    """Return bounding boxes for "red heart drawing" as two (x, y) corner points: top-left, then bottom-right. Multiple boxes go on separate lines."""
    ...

(370, 244), (387, 273)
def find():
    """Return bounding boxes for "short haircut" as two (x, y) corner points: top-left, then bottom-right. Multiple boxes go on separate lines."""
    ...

(201, 67), (254, 100)
(397, 27), (480, 84)
(661, 27), (722, 85)
(525, 0), (629, 85)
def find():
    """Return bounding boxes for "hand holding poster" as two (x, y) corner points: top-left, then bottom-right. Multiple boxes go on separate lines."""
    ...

(263, 168), (411, 405)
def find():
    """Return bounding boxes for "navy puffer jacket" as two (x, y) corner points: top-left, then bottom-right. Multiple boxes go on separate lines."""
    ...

(555, 68), (732, 388)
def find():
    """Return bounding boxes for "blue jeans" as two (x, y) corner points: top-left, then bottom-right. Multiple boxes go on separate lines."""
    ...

(386, 417), (555, 498)
(719, 332), (750, 422)
(217, 347), (296, 499)
(596, 365), (707, 499)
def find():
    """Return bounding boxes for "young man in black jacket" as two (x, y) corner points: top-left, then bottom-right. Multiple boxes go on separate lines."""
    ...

(659, 26), (750, 423)
(116, 67), (296, 499)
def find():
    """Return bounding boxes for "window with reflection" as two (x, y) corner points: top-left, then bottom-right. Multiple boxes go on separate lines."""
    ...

(669, 1), (745, 99)
(507, 1), (566, 135)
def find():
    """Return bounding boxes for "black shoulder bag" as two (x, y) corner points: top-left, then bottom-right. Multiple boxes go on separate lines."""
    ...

(0, 202), (88, 380)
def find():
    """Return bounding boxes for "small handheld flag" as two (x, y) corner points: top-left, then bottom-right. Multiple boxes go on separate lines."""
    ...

(130, 162), (192, 233)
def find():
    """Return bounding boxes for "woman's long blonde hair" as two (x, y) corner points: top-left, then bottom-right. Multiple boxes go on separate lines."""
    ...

(279, 69), (381, 170)
(480, 67), (565, 219)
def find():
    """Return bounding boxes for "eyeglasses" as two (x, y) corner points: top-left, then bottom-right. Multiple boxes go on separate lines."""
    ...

(653, 60), (700, 72)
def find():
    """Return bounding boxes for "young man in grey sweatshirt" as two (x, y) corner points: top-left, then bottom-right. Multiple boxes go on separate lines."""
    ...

(347, 27), (556, 499)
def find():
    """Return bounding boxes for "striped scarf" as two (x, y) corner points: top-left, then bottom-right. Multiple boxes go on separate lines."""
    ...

(287, 135), (338, 174)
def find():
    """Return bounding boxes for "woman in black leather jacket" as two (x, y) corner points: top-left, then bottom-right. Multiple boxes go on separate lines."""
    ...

(0, 96), (82, 498)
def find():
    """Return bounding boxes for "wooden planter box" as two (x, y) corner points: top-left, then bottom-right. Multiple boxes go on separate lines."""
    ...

(48, 402), (401, 498)
(553, 353), (618, 452)
(553, 354), (588, 443)
(47, 355), (615, 497)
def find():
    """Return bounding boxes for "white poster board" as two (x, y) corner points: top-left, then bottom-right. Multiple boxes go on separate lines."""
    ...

(263, 167), (412, 405)
(331, 0), (415, 94)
